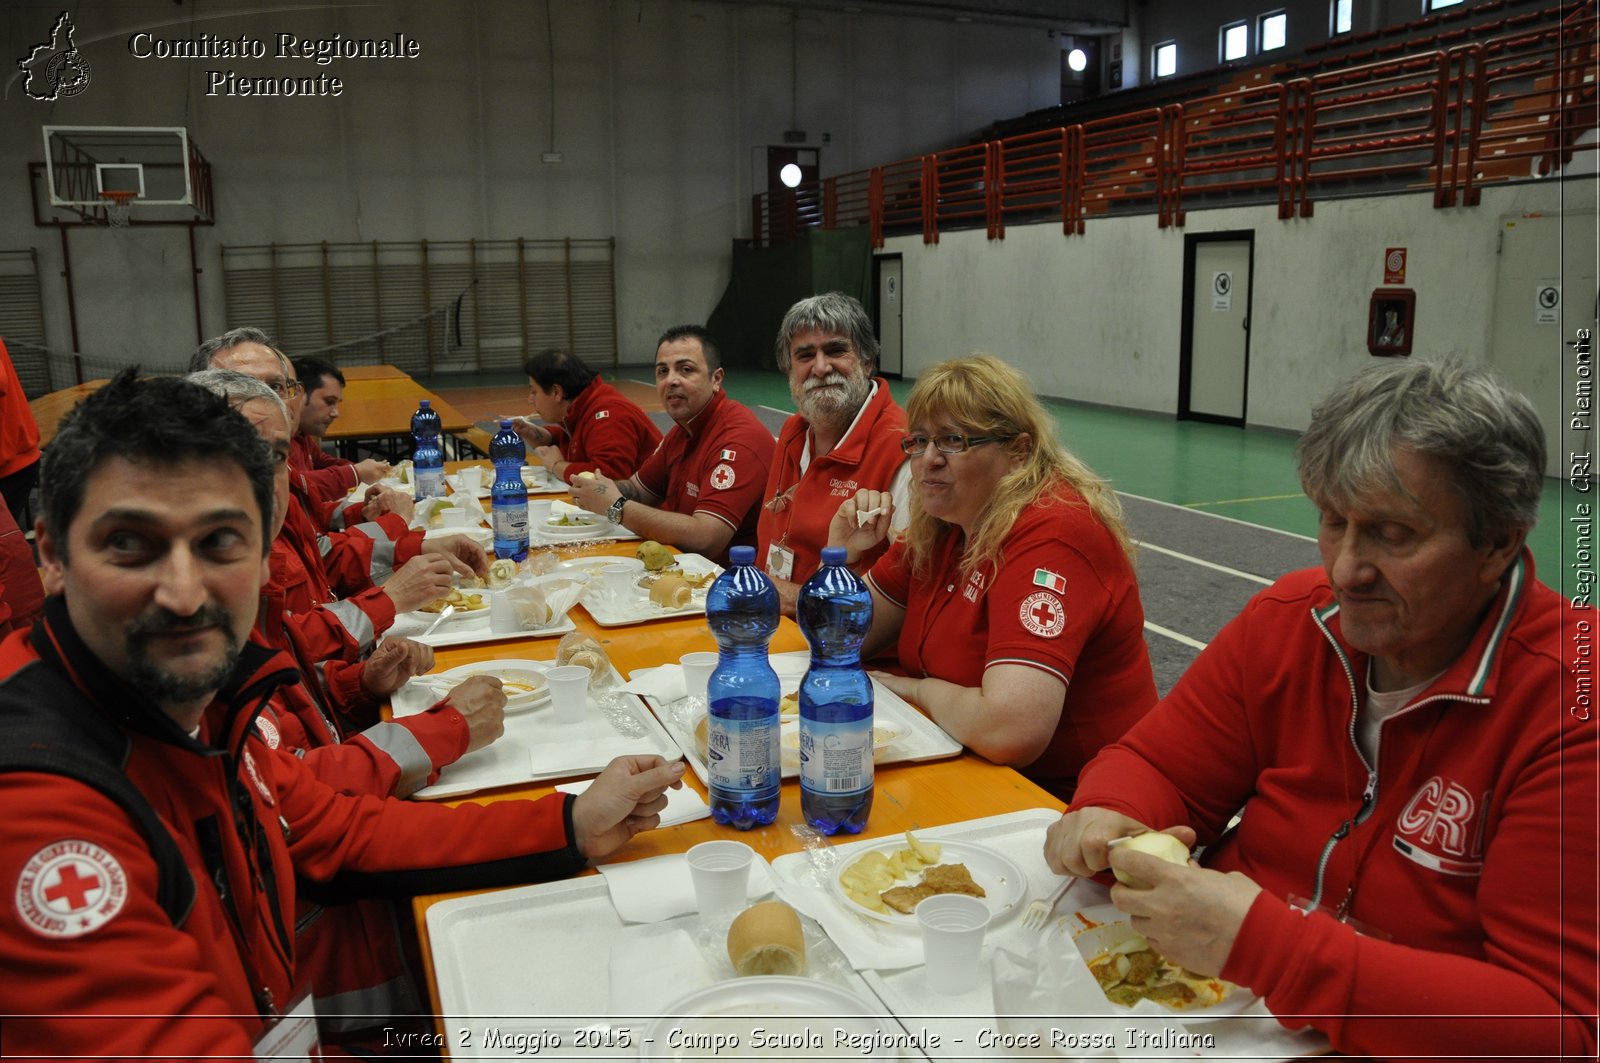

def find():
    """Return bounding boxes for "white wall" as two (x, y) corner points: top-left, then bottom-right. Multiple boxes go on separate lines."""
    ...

(885, 178), (1581, 432)
(1, 0), (1060, 363)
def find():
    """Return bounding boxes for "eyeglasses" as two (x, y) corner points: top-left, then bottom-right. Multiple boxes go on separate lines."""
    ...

(268, 380), (305, 398)
(899, 433), (1006, 456)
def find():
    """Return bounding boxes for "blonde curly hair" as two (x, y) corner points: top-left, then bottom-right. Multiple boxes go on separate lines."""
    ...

(901, 355), (1133, 579)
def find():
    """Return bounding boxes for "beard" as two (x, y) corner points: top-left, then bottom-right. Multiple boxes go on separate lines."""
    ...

(125, 603), (243, 706)
(794, 368), (871, 425)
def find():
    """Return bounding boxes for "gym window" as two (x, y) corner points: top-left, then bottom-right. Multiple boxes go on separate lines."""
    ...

(1221, 22), (1249, 62)
(1331, 0), (1353, 35)
(1153, 40), (1177, 78)
(1259, 11), (1288, 51)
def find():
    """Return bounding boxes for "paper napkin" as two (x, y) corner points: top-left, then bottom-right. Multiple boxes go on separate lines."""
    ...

(596, 851), (774, 924)
(555, 776), (711, 829)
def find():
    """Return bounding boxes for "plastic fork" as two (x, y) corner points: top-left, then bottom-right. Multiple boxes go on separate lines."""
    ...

(1021, 875), (1079, 931)
(420, 604), (455, 637)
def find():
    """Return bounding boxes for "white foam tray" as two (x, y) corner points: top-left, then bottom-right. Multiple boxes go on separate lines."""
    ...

(633, 652), (961, 788)
(581, 553), (722, 627)
(385, 607), (576, 648)
(425, 875), (911, 1060)
(391, 677), (677, 798)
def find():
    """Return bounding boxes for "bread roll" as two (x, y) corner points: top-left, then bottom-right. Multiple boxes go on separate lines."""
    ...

(726, 900), (805, 977)
(649, 573), (692, 608)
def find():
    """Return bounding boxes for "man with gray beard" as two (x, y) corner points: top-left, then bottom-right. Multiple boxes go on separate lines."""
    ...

(757, 292), (910, 615)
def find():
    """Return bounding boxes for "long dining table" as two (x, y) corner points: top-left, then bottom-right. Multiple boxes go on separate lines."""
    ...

(332, 369), (474, 462)
(395, 462), (1074, 1059)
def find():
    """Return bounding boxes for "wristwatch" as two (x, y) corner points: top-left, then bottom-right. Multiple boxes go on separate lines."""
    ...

(607, 494), (628, 523)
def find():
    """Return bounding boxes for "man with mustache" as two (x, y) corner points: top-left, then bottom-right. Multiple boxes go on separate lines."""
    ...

(757, 292), (909, 615)
(0, 371), (685, 1055)
(569, 325), (774, 564)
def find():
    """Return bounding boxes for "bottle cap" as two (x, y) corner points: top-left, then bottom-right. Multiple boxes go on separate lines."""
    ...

(499, 419), (513, 429)
(820, 546), (847, 565)
(419, 399), (431, 408)
(729, 545), (756, 565)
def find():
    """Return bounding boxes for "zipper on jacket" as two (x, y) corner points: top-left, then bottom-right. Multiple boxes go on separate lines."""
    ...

(1308, 609), (1375, 912)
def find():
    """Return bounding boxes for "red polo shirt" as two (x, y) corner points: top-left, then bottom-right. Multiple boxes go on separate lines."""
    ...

(867, 484), (1157, 798)
(635, 389), (775, 563)
(757, 379), (907, 586)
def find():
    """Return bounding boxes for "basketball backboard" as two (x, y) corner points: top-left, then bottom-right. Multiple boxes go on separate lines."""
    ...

(35, 125), (213, 225)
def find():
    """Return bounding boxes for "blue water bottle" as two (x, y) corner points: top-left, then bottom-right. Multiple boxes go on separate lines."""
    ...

(410, 400), (446, 501)
(797, 546), (875, 834)
(705, 545), (781, 830)
(489, 419), (528, 561)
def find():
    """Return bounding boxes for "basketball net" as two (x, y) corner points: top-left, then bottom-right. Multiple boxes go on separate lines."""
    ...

(99, 191), (135, 228)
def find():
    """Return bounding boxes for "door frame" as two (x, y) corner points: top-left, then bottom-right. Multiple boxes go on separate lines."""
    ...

(1179, 229), (1255, 427)
(872, 253), (905, 379)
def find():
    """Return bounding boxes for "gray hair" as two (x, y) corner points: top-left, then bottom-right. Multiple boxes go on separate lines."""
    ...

(773, 292), (879, 374)
(190, 326), (279, 372)
(1297, 359), (1545, 546)
(186, 368), (289, 424)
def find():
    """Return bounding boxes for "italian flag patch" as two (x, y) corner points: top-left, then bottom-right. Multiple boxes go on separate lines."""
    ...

(1032, 569), (1067, 594)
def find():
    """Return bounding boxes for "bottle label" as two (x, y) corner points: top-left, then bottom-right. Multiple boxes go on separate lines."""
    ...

(492, 504), (528, 542)
(414, 467), (447, 499)
(706, 716), (779, 791)
(798, 716), (873, 794)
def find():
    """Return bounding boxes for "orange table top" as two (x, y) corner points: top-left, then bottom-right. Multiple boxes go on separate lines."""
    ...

(29, 380), (106, 447)
(339, 364), (409, 381)
(328, 377), (473, 438)
(403, 539), (1065, 1029)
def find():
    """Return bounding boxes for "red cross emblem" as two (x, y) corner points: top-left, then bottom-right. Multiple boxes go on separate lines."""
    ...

(709, 462), (736, 490)
(16, 840), (128, 939)
(1019, 591), (1067, 638)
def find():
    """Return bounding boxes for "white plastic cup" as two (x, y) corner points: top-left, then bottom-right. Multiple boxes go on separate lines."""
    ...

(686, 840), (754, 923)
(457, 466), (484, 493)
(601, 563), (636, 605)
(545, 665), (591, 724)
(488, 590), (520, 634)
(679, 652), (718, 703)
(527, 499), (554, 528)
(916, 894), (991, 995)
(439, 505), (469, 528)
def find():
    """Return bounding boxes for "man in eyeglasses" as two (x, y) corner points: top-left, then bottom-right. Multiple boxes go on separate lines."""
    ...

(756, 293), (909, 615)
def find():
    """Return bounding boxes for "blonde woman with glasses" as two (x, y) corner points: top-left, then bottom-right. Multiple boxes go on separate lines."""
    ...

(827, 356), (1157, 799)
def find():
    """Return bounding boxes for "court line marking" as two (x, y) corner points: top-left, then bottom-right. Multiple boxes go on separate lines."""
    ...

(1133, 540), (1275, 586)
(1119, 490), (1318, 542)
(1144, 620), (1208, 651)
(1185, 492), (1306, 508)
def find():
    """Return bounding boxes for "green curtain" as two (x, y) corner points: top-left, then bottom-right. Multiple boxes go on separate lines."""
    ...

(706, 227), (874, 371)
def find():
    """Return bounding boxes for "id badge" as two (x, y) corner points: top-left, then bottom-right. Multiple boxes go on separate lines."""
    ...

(767, 543), (794, 582)
(253, 990), (320, 1061)
(1286, 893), (1392, 941)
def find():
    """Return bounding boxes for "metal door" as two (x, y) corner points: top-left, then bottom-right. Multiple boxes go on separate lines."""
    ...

(875, 255), (904, 377)
(1487, 210), (1598, 478)
(1181, 234), (1254, 425)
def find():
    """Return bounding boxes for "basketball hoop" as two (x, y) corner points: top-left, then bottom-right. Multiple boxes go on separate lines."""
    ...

(99, 190), (136, 228)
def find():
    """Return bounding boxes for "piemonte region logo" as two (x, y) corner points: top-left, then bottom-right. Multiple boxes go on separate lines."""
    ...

(18, 12), (92, 101)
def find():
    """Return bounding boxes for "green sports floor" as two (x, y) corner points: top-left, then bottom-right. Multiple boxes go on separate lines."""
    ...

(427, 367), (1577, 600)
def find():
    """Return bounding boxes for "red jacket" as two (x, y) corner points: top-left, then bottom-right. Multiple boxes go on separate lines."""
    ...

(547, 376), (663, 482)
(758, 379), (907, 586)
(0, 494), (42, 638)
(0, 600), (584, 1057)
(290, 433), (359, 506)
(0, 338), (39, 480)
(1073, 553), (1598, 1059)
(270, 494), (399, 659)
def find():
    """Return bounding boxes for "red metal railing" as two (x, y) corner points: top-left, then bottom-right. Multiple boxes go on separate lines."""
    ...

(746, 1), (1595, 249)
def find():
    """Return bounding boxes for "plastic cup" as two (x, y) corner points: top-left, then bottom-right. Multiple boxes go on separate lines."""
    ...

(457, 466), (484, 493)
(680, 652), (718, 703)
(601, 563), (636, 606)
(686, 840), (754, 923)
(545, 665), (591, 724)
(488, 590), (520, 634)
(439, 505), (469, 528)
(916, 894), (991, 995)
(527, 499), (554, 527)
